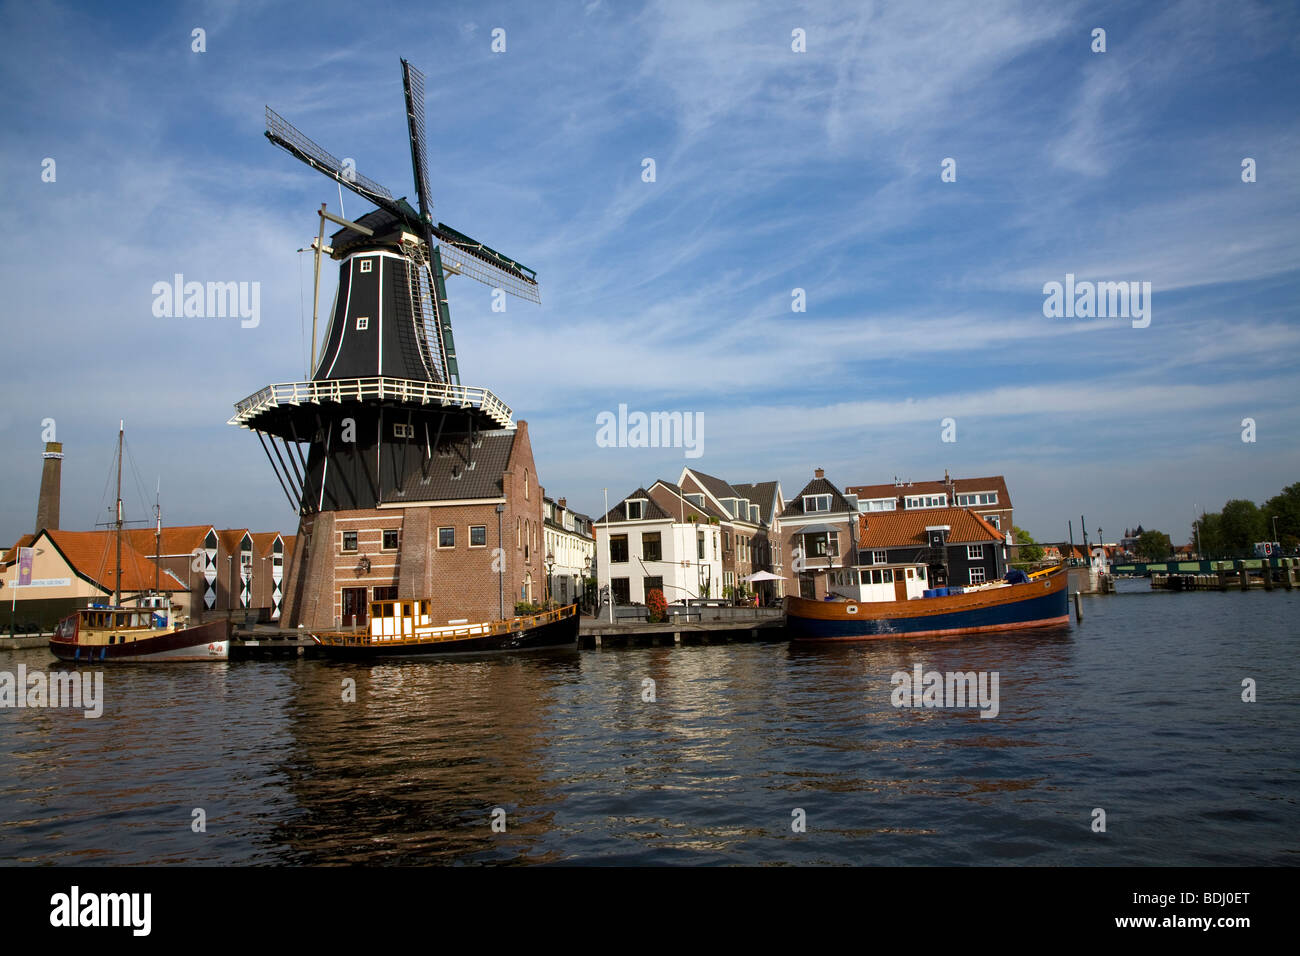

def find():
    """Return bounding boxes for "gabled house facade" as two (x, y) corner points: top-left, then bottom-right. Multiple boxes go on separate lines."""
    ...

(779, 469), (860, 600)
(672, 468), (785, 602)
(543, 496), (595, 606)
(595, 487), (722, 605)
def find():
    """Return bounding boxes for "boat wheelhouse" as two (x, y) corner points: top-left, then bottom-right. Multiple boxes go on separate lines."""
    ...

(50, 597), (230, 662)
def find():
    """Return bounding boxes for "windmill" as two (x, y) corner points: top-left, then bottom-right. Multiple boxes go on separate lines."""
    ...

(230, 58), (541, 517)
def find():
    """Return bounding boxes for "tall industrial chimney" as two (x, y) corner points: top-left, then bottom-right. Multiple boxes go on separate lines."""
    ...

(35, 442), (63, 534)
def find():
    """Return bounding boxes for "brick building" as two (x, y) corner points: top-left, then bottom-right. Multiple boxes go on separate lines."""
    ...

(281, 421), (545, 630)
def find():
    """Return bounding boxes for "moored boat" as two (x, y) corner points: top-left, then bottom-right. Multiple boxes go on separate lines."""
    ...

(49, 603), (230, 662)
(46, 420), (231, 663)
(787, 564), (1069, 641)
(311, 599), (580, 658)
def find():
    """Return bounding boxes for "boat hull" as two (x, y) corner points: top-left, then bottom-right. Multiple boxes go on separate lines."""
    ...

(49, 619), (231, 663)
(787, 568), (1069, 641)
(313, 606), (581, 659)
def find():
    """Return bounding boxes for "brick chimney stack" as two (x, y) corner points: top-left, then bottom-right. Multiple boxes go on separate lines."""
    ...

(814, 468), (825, 479)
(558, 498), (567, 510)
(36, 441), (63, 534)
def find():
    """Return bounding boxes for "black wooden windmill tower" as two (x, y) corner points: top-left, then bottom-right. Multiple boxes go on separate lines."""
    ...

(230, 59), (544, 628)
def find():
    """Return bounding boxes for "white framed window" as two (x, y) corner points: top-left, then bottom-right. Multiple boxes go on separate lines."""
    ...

(905, 494), (947, 509)
(969, 567), (986, 585)
(626, 499), (645, 520)
(438, 527), (455, 549)
(356, 316), (369, 331)
(989, 516), (1000, 529)
(804, 494), (831, 513)
(684, 493), (705, 509)
(872, 550), (888, 565)
(967, 544), (984, 559)
(359, 259), (373, 273)
(393, 422), (414, 439)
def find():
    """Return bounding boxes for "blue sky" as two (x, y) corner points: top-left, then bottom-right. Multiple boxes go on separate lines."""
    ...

(1, 0), (1297, 547)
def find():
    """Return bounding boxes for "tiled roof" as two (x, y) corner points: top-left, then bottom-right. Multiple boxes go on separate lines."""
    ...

(846, 475), (1013, 507)
(1, 534), (38, 566)
(781, 477), (855, 518)
(731, 481), (780, 524)
(858, 507), (1005, 549)
(43, 530), (189, 593)
(122, 525), (215, 557)
(650, 480), (726, 521)
(597, 489), (673, 524)
(681, 468), (742, 504)
(391, 429), (517, 501)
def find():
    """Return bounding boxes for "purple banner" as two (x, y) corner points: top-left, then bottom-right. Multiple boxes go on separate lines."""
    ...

(18, 547), (33, 587)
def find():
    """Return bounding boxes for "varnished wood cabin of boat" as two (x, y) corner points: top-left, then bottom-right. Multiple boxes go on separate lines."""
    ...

(55, 599), (175, 647)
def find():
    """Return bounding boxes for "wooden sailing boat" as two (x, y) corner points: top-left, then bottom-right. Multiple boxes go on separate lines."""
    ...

(48, 422), (230, 663)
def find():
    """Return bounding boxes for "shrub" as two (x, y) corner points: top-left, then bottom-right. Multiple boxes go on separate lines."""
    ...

(646, 588), (668, 623)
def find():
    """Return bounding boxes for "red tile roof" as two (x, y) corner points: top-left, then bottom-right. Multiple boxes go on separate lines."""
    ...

(42, 530), (188, 593)
(858, 507), (1005, 549)
(122, 525), (215, 558)
(1, 534), (38, 566)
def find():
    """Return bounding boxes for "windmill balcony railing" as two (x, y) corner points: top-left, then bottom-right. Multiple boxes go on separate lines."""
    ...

(229, 377), (514, 428)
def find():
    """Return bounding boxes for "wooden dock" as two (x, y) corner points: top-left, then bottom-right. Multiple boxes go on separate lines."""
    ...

(229, 625), (319, 659)
(580, 608), (785, 648)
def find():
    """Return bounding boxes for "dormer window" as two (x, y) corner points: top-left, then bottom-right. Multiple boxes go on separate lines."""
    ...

(626, 499), (646, 520)
(905, 494), (947, 509)
(804, 494), (831, 513)
(749, 504), (759, 523)
(684, 493), (705, 509)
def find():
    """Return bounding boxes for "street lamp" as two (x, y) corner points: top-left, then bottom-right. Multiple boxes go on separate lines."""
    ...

(582, 553), (592, 608)
(545, 550), (555, 605)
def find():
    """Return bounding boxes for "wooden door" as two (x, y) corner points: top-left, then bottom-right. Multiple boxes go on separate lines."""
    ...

(341, 587), (368, 627)
(893, 575), (908, 602)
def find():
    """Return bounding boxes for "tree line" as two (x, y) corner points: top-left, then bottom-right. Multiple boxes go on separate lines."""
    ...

(1131, 482), (1299, 560)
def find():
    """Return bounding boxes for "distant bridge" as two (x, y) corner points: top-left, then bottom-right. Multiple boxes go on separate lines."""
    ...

(1111, 557), (1298, 576)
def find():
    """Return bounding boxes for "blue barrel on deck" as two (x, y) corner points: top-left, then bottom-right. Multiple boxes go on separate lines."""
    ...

(934, 587), (949, 597)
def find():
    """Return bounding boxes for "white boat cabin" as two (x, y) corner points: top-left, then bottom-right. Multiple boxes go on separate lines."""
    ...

(827, 563), (929, 602)
(369, 599), (492, 643)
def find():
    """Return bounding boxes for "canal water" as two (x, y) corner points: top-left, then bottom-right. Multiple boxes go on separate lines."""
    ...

(1, 584), (1296, 865)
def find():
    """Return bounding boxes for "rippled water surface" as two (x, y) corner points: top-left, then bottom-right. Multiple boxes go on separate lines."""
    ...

(2, 585), (1297, 865)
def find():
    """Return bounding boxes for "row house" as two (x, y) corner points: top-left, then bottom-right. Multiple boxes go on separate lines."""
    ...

(779, 469), (861, 600)
(845, 471), (1015, 537)
(672, 468), (785, 602)
(2, 525), (294, 628)
(543, 496), (595, 606)
(594, 487), (723, 605)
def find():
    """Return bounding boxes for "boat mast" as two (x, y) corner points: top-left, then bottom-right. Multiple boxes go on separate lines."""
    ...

(154, 478), (161, 598)
(114, 420), (124, 607)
